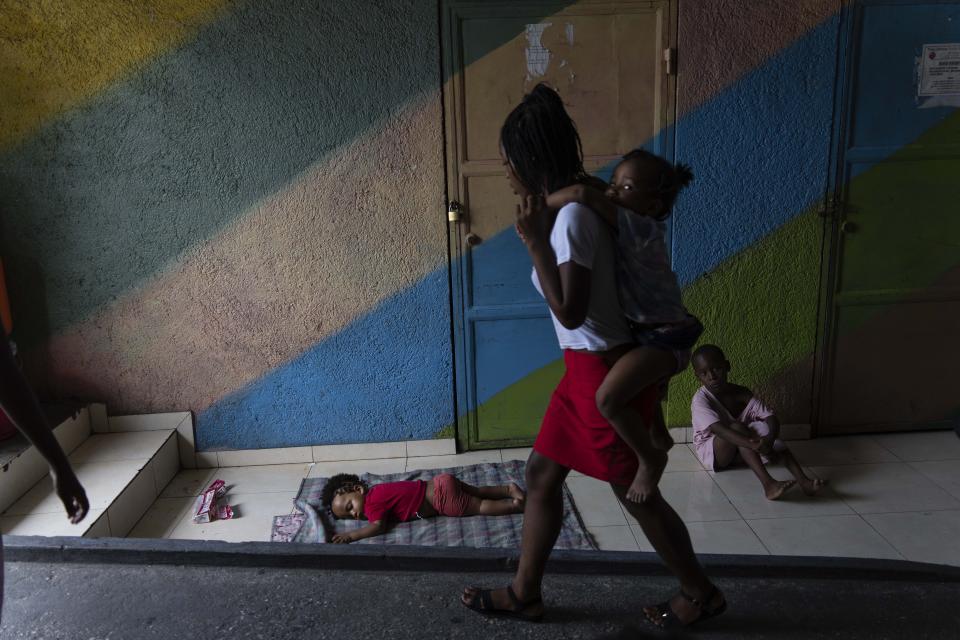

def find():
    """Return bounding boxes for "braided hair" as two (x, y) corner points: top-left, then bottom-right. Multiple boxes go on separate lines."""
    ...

(620, 149), (694, 219)
(321, 473), (367, 516)
(500, 83), (587, 194)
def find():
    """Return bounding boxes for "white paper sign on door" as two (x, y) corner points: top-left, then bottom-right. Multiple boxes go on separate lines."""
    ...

(916, 43), (960, 108)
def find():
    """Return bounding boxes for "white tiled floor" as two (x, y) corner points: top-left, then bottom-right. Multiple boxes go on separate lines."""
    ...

(129, 431), (960, 567)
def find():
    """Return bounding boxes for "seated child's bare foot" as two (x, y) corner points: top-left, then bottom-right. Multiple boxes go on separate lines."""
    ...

(650, 424), (675, 451)
(764, 479), (795, 501)
(626, 450), (668, 503)
(799, 477), (825, 496)
(508, 482), (526, 507)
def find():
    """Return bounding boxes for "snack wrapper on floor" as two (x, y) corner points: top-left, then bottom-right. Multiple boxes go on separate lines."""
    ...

(192, 479), (234, 523)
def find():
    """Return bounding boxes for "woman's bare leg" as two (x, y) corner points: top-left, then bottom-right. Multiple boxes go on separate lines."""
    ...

(614, 484), (724, 626)
(461, 452), (568, 614)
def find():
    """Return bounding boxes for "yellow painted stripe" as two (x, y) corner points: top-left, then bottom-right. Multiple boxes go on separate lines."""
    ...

(0, 0), (229, 150)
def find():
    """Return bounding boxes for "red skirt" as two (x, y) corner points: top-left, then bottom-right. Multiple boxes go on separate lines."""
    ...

(533, 350), (657, 486)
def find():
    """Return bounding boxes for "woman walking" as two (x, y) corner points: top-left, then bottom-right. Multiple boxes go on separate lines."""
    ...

(460, 84), (725, 629)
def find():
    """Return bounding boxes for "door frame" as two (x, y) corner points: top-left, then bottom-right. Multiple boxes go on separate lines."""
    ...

(440, 0), (678, 451)
(811, 0), (858, 437)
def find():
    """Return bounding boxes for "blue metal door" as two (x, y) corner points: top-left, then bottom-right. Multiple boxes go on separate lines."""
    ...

(818, 0), (960, 433)
(442, 1), (677, 449)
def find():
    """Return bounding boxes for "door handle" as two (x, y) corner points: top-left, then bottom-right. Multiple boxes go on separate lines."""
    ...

(465, 232), (483, 246)
(840, 221), (857, 234)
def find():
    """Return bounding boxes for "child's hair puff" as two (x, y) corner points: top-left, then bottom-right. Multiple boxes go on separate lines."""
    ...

(321, 473), (367, 509)
(620, 148), (694, 219)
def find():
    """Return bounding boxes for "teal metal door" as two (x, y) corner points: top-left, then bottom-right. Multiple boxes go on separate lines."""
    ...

(442, 0), (677, 449)
(818, 0), (960, 434)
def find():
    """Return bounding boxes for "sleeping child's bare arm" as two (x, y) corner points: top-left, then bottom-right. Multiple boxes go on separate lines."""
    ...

(332, 519), (387, 544)
(546, 184), (619, 228)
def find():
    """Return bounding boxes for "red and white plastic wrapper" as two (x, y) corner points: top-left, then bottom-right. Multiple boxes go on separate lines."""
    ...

(192, 479), (234, 523)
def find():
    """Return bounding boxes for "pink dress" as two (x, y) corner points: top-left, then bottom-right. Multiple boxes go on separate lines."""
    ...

(691, 387), (785, 471)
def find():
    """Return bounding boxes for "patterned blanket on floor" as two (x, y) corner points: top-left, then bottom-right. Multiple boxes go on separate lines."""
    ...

(271, 459), (597, 550)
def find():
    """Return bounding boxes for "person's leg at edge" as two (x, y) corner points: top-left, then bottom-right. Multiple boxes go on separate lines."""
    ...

(725, 423), (794, 500)
(462, 451), (568, 615)
(613, 484), (725, 626)
(596, 346), (676, 452)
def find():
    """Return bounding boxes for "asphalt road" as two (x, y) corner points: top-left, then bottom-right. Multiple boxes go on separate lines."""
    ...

(3, 559), (959, 639)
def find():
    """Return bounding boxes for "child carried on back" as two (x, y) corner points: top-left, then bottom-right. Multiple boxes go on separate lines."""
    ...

(690, 344), (825, 500)
(543, 149), (703, 501)
(321, 472), (525, 543)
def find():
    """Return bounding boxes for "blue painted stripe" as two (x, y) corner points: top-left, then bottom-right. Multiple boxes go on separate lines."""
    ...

(670, 15), (840, 285)
(196, 269), (452, 450)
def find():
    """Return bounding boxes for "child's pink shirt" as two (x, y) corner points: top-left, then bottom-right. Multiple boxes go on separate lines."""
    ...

(363, 480), (427, 523)
(691, 387), (775, 469)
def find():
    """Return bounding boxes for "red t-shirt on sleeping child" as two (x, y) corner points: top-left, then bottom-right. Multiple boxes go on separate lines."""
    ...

(363, 480), (427, 523)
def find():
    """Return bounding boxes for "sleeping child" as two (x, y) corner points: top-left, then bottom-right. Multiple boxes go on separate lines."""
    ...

(321, 472), (525, 543)
(690, 344), (824, 500)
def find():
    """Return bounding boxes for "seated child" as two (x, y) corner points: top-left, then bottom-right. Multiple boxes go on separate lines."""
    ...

(544, 149), (703, 501)
(690, 344), (824, 500)
(321, 473), (525, 543)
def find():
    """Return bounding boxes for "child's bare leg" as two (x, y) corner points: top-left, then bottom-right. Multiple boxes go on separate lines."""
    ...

(470, 495), (525, 516)
(596, 346), (676, 452)
(780, 449), (824, 495)
(726, 423), (794, 500)
(605, 403), (668, 503)
(460, 481), (526, 507)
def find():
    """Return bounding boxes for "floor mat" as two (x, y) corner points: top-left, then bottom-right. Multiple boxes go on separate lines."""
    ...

(270, 459), (597, 550)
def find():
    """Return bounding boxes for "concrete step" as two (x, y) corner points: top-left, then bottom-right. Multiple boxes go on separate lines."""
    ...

(0, 408), (183, 538)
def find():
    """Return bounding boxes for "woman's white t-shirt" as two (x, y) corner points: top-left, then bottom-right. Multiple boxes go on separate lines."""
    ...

(531, 203), (633, 352)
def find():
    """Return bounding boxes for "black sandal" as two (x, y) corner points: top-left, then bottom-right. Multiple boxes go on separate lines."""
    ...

(645, 586), (726, 629)
(462, 584), (544, 623)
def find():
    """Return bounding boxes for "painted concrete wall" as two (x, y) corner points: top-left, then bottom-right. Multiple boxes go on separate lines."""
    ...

(667, 0), (839, 424)
(0, 0), (452, 449)
(2, 1), (956, 451)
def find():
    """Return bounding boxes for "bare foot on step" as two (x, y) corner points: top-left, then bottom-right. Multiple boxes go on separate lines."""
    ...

(764, 479), (795, 500)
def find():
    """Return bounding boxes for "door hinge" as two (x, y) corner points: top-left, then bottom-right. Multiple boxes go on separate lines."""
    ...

(663, 48), (677, 75)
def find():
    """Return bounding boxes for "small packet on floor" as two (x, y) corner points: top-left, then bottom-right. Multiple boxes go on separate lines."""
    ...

(192, 479), (235, 523)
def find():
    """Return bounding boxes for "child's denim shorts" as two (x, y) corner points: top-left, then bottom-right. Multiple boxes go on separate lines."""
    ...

(629, 314), (704, 374)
